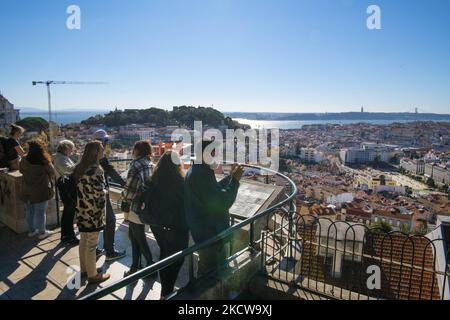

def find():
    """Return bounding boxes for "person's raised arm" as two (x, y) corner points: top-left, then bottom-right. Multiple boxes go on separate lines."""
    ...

(193, 167), (240, 216)
(99, 157), (126, 186)
(15, 145), (26, 157)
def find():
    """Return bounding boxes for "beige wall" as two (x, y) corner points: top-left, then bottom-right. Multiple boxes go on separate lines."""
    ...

(0, 171), (58, 234)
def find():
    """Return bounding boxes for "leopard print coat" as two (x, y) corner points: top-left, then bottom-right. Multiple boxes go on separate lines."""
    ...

(75, 165), (107, 232)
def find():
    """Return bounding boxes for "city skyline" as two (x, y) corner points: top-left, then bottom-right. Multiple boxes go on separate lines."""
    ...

(1, 0), (450, 113)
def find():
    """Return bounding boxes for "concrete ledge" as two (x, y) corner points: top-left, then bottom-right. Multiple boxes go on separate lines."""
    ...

(0, 171), (58, 234)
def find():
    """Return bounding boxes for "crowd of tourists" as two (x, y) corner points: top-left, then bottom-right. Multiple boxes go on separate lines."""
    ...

(0, 125), (243, 299)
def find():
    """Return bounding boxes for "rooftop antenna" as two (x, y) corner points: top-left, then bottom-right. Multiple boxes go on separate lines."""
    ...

(31, 81), (107, 147)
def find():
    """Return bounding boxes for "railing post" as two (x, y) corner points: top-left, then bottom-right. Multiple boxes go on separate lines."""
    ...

(288, 199), (296, 260)
(261, 230), (267, 273)
(249, 220), (256, 253)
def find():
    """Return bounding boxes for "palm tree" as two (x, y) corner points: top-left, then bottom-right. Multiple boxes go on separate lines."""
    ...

(370, 220), (393, 233)
(413, 224), (428, 236)
(398, 223), (410, 235)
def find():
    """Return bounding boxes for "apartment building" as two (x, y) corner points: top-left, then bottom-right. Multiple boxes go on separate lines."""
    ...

(372, 209), (412, 231)
(425, 163), (450, 186)
(355, 174), (397, 191)
(118, 124), (158, 142)
(400, 158), (425, 175)
(299, 147), (322, 163)
(340, 143), (400, 165)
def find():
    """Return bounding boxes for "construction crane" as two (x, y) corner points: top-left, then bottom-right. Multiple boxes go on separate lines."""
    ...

(32, 81), (106, 147)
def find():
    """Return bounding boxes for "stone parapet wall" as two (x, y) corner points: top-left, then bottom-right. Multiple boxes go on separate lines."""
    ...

(0, 171), (58, 234)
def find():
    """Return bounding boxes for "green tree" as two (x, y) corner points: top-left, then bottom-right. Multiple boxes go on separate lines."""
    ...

(0, 126), (7, 137)
(110, 140), (124, 149)
(370, 220), (393, 233)
(412, 224), (428, 236)
(16, 117), (49, 132)
(399, 223), (410, 235)
(373, 155), (382, 168)
(81, 106), (248, 130)
(426, 177), (435, 188)
(405, 186), (413, 196)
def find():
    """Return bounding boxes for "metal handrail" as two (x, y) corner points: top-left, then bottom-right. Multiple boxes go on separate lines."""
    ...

(80, 163), (298, 300)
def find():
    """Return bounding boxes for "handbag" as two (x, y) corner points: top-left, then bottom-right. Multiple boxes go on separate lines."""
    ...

(132, 183), (162, 227)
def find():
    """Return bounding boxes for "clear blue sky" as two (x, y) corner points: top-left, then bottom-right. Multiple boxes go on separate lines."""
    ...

(1, 0), (449, 113)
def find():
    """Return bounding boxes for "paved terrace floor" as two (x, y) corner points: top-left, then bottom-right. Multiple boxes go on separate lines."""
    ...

(0, 213), (192, 300)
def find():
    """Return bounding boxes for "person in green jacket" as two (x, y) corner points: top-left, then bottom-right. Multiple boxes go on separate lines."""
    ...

(185, 140), (243, 276)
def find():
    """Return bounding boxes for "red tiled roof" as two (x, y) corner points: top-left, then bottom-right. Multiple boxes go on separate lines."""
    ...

(364, 233), (440, 300)
(346, 207), (372, 219)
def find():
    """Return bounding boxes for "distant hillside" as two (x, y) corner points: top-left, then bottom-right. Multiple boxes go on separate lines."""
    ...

(82, 106), (249, 130)
(225, 112), (450, 121)
(16, 117), (49, 132)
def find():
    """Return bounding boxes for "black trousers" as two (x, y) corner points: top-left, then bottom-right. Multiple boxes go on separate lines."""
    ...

(103, 194), (116, 254)
(57, 184), (76, 240)
(60, 205), (76, 239)
(151, 226), (189, 297)
(128, 222), (154, 270)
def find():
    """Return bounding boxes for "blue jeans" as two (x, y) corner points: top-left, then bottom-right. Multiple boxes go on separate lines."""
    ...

(25, 201), (48, 234)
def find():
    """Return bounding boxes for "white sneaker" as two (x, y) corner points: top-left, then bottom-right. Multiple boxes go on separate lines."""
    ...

(28, 230), (39, 237)
(38, 230), (55, 240)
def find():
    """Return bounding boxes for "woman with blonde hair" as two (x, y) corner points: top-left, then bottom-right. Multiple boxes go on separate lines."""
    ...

(74, 141), (110, 284)
(5, 124), (26, 170)
(54, 139), (78, 244)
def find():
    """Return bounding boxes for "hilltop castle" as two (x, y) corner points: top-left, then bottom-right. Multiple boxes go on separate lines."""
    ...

(0, 93), (20, 128)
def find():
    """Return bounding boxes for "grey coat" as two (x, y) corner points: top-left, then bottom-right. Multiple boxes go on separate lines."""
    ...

(53, 152), (76, 180)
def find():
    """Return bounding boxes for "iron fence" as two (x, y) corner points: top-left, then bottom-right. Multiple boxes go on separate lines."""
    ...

(262, 212), (450, 300)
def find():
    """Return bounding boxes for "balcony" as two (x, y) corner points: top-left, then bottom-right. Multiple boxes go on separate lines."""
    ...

(1, 162), (449, 300)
